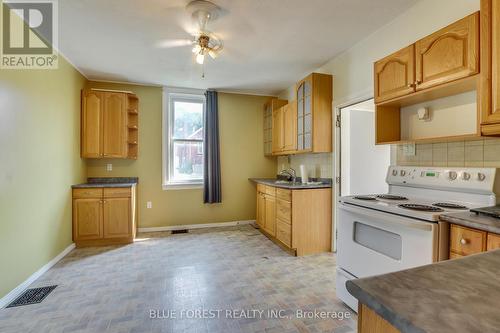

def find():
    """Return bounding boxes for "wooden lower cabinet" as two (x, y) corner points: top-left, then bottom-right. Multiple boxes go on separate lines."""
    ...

(73, 198), (103, 240)
(358, 304), (400, 333)
(255, 184), (331, 256)
(73, 186), (137, 247)
(264, 194), (276, 236)
(449, 223), (500, 258)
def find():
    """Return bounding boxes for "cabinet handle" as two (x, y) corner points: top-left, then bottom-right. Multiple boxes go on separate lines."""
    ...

(415, 80), (422, 85)
(407, 83), (415, 88)
(460, 238), (468, 245)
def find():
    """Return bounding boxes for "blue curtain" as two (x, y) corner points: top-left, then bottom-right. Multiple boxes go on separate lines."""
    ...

(203, 90), (222, 203)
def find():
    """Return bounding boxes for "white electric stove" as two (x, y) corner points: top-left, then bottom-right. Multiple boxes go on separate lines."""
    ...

(336, 166), (500, 312)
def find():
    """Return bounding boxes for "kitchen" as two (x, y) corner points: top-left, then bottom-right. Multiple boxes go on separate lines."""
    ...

(2, 0), (500, 332)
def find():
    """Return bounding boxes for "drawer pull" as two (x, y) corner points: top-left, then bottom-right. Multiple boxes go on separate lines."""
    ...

(460, 238), (469, 245)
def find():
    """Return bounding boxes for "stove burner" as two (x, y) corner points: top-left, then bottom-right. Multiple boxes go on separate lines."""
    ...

(377, 195), (408, 200)
(398, 204), (444, 212)
(354, 196), (377, 201)
(433, 203), (468, 209)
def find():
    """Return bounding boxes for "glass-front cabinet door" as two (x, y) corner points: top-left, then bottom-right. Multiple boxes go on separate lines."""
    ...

(297, 79), (312, 151)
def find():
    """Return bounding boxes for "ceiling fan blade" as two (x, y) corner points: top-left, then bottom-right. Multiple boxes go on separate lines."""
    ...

(155, 39), (194, 49)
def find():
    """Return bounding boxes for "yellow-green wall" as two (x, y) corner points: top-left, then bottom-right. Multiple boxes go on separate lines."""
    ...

(0, 57), (87, 298)
(85, 81), (277, 228)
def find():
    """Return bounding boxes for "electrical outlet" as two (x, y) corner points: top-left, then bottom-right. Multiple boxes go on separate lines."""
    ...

(403, 143), (416, 156)
(106, 164), (112, 171)
(147, 201), (152, 209)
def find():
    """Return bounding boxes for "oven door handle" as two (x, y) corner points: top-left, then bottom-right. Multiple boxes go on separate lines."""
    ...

(340, 203), (434, 231)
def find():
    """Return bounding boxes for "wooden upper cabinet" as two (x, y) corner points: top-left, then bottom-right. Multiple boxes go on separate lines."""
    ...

(415, 12), (479, 91)
(272, 106), (284, 153)
(295, 73), (333, 153)
(481, 0), (500, 133)
(374, 45), (415, 103)
(81, 90), (138, 159)
(283, 100), (297, 152)
(81, 91), (103, 158)
(103, 92), (127, 158)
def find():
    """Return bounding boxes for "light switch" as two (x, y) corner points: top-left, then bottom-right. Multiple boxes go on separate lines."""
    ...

(106, 164), (113, 171)
(147, 201), (152, 209)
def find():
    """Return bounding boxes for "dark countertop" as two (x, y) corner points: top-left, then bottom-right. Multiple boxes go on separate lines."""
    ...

(346, 249), (500, 333)
(440, 211), (500, 234)
(72, 177), (138, 189)
(249, 178), (332, 190)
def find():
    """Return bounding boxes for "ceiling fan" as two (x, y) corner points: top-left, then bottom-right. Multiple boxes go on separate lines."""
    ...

(156, 0), (223, 66)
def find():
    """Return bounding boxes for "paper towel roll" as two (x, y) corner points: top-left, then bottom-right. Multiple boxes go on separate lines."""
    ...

(300, 165), (307, 184)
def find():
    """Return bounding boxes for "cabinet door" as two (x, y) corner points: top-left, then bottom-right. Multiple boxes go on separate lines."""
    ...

(103, 197), (131, 238)
(256, 192), (266, 229)
(297, 83), (305, 151)
(264, 195), (276, 237)
(283, 102), (297, 152)
(81, 91), (103, 158)
(481, 1), (500, 128)
(73, 198), (103, 240)
(272, 107), (284, 153)
(374, 45), (415, 103)
(415, 12), (479, 91)
(103, 92), (127, 158)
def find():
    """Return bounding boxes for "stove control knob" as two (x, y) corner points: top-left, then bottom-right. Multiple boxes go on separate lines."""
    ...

(477, 173), (486, 181)
(392, 169), (398, 176)
(462, 172), (471, 181)
(448, 171), (458, 181)
(400, 170), (406, 177)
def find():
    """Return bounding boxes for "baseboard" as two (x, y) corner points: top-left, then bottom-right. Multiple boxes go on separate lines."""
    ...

(137, 220), (256, 233)
(0, 243), (75, 309)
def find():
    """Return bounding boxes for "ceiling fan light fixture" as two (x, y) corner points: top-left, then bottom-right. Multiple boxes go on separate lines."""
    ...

(208, 49), (218, 59)
(196, 52), (205, 64)
(192, 44), (201, 54)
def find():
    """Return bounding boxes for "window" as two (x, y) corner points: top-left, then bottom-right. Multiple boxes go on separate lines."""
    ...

(163, 88), (206, 189)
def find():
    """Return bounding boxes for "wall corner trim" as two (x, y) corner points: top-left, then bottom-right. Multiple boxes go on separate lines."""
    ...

(0, 243), (76, 309)
(137, 220), (256, 233)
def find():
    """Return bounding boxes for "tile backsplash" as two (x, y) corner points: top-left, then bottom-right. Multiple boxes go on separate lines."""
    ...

(277, 153), (333, 179)
(397, 138), (500, 167)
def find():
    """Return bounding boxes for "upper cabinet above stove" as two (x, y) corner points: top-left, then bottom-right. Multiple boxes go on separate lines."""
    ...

(374, 12), (482, 145)
(480, 0), (500, 135)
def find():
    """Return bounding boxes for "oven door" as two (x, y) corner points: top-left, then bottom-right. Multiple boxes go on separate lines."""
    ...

(337, 203), (438, 279)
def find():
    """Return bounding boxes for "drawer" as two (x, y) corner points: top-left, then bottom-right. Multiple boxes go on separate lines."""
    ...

(73, 188), (103, 198)
(276, 188), (291, 202)
(487, 233), (500, 251)
(265, 185), (276, 196)
(257, 184), (265, 194)
(104, 187), (132, 198)
(276, 199), (291, 223)
(276, 219), (291, 247)
(450, 224), (486, 256)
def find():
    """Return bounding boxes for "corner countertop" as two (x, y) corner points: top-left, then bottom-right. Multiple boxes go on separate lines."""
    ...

(249, 178), (332, 190)
(440, 211), (500, 234)
(72, 177), (138, 189)
(346, 249), (500, 333)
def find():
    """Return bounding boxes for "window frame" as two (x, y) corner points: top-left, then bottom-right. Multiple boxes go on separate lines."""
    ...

(162, 87), (206, 190)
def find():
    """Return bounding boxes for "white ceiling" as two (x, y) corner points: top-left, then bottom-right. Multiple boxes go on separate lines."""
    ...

(59, 0), (418, 95)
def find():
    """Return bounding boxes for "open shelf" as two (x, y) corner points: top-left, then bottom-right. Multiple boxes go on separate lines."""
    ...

(376, 75), (480, 145)
(126, 94), (139, 159)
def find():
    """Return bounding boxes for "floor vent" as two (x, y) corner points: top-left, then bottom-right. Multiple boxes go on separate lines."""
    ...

(171, 229), (188, 234)
(7, 285), (57, 308)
